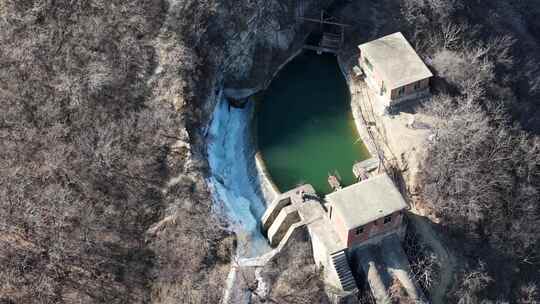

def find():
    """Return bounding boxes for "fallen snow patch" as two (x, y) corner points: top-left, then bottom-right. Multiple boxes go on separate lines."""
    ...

(207, 97), (271, 258)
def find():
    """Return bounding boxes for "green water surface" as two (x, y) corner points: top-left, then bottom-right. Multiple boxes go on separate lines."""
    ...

(257, 52), (370, 194)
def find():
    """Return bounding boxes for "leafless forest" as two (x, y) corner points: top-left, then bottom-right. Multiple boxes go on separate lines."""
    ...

(400, 0), (540, 302)
(0, 1), (230, 303)
(1, 0), (540, 303)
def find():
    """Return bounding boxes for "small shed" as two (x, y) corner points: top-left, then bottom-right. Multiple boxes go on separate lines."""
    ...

(358, 32), (433, 108)
(325, 173), (407, 248)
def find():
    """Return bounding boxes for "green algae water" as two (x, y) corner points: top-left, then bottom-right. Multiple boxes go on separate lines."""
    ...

(257, 51), (370, 194)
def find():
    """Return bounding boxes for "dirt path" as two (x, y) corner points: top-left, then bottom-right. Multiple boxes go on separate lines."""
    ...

(409, 212), (458, 304)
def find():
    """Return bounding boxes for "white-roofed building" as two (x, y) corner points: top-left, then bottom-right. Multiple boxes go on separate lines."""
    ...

(358, 32), (433, 111)
(325, 173), (407, 248)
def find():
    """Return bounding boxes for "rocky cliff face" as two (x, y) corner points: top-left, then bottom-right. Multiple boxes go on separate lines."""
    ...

(208, 0), (334, 98)
(211, 0), (401, 99)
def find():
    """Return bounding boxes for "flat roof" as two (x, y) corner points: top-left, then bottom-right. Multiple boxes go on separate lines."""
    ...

(325, 173), (407, 229)
(358, 32), (433, 89)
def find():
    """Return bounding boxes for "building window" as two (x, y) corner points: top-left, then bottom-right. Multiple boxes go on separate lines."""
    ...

(398, 86), (405, 96)
(355, 226), (364, 235)
(414, 82), (421, 90)
(384, 215), (392, 224)
(364, 57), (373, 71)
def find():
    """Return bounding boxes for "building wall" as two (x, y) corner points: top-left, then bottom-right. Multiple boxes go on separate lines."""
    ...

(310, 227), (328, 268)
(346, 211), (404, 247)
(359, 50), (431, 106)
(358, 52), (388, 98)
(309, 226), (343, 290)
(390, 78), (430, 101)
(329, 204), (349, 245)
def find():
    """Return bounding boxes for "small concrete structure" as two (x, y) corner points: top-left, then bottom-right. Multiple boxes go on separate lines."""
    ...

(353, 235), (427, 303)
(261, 185), (357, 297)
(326, 174), (407, 249)
(353, 158), (379, 181)
(358, 32), (433, 111)
(353, 158), (379, 173)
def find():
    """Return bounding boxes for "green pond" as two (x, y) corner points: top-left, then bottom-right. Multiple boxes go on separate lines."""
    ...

(256, 51), (370, 194)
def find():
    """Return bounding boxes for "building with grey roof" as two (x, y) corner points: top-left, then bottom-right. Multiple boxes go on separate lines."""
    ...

(325, 173), (407, 248)
(358, 32), (433, 110)
(260, 173), (416, 303)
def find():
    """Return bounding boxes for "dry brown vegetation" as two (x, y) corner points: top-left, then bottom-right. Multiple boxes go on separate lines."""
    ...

(253, 230), (330, 304)
(0, 0), (322, 302)
(0, 0), (232, 303)
(403, 224), (440, 296)
(388, 277), (417, 304)
(3, 0), (540, 303)
(399, 0), (540, 302)
(1, 1), (170, 302)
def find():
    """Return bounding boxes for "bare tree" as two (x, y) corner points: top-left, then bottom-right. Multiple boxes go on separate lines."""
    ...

(252, 230), (330, 304)
(452, 262), (492, 304)
(421, 95), (540, 260)
(0, 0), (233, 303)
(518, 283), (540, 304)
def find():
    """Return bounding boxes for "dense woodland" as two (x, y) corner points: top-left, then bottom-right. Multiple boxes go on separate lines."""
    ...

(400, 0), (540, 302)
(1, 0), (540, 303)
(0, 0), (230, 303)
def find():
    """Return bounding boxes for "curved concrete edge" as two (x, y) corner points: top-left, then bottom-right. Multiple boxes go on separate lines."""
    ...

(262, 48), (304, 90)
(249, 50), (307, 204)
(242, 49), (307, 207)
(254, 151), (281, 204)
(224, 86), (264, 100)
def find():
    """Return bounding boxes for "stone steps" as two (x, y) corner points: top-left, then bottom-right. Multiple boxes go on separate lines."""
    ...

(267, 206), (301, 246)
(261, 196), (292, 232)
(331, 250), (358, 292)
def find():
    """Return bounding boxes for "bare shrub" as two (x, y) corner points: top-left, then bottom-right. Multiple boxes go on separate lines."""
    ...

(401, 0), (462, 24)
(397, 0), (540, 302)
(518, 283), (540, 304)
(451, 262), (492, 304)
(254, 230), (330, 304)
(0, 0), (232, 303)
(421, 95), (540, 260)
(388, 277), (417, 304)
(431, 47), (494, 100)
(403, 227), (440, 295)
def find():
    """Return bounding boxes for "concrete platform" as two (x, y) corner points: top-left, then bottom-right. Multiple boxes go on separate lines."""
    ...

(262, 183), (346, 255)
(352, 234), (427, 303)
(261, 184), (316, 231)
(298, 201), (346, 254)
